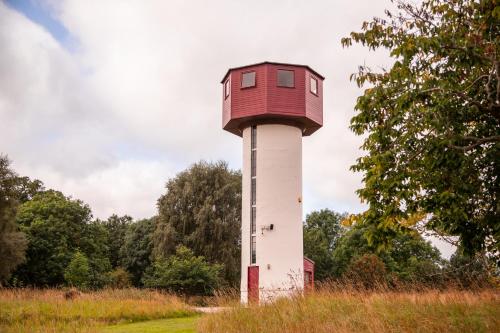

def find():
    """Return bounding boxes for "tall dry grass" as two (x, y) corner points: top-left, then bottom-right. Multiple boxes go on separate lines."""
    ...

(198, 289), (500, 333)
(0, 288), (195, 333)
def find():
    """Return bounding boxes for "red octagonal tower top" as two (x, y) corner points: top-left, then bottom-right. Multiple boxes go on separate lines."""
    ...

(221, 62), (324, 136)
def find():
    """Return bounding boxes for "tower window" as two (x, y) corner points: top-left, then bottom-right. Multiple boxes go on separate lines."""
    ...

(310, 76), (318, 95)
(251, 151), (256, 177)
(277, 69), (294, 88)
(251, 207), (256, 234)
(250, 125), (257, 265)
(241, 71), (256, 88)
(251, 236), (256, 264)
(251, 126), (257, 149)
(251, 178), (256, 205)
(224, 79), (230, 99)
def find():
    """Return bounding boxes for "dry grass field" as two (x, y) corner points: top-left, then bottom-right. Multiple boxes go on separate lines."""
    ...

(1, 288), (499, 333)
(0, 288), (196, 333)
(198, 289), (500, 333)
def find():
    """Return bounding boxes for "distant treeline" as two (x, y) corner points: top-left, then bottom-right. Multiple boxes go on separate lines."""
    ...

(303, 210), (494, 289)
(0, 155), (494, 294)
(1, 156), (240, 294)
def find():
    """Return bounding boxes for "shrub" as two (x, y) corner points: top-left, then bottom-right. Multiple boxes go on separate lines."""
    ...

(344, 254), (387, 289)
(64, 251), (91, 289)
(143, 245), (222, 295)
(107, 267), (132, 289)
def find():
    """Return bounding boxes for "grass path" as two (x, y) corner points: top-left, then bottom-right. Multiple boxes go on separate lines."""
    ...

(101, 316), (199, 333)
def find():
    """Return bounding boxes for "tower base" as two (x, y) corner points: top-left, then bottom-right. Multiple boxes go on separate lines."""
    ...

(240, 124), (305, 304)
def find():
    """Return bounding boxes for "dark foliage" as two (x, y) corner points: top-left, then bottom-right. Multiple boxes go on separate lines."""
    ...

(154, 161), (241, 287)
(333, 225), (444, 283)
(120, 217), (156, 286)
(303, 209), (346, 280)
(13, 190), (111, 287)
(0, 155), (27, 284)
(143, 245), (222, 295)
(103, 214), (132, 268)
(344, 254), (387, 289)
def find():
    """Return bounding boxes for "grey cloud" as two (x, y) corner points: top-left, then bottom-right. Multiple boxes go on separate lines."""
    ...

(1, 0), (395, 219)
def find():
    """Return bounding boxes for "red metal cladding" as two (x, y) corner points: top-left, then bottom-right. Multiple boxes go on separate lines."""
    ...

(222, 62), (324, 136)
(248, 266), (259, 304)
(304, 257), (315, 291)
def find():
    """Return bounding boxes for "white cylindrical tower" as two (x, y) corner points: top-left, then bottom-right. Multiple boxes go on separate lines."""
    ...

(221, 62), (324, 304)
(240, 124), (304, 303)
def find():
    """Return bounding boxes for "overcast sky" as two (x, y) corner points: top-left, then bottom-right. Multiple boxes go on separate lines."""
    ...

(0, 0), (456, 257)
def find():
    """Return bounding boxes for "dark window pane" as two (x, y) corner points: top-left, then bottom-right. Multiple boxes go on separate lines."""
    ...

(251, 236), (256, 264)
(224, 80), (230, 98)
(251, 126), (257, 149)
(241, 71), (256, 88)
(277, 70), (294, 87)
(251, 178), (256, 205)
(251, 151), (256, 177)
(251, 207), (256, 234)
(310, 76), (318, 95)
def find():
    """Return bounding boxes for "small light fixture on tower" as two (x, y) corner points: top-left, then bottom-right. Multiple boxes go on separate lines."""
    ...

(261, 224), (274, 235)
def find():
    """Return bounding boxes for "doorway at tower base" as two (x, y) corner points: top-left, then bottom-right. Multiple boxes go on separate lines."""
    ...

(241, 283), (305, 304)
(241, 257), (315, 304)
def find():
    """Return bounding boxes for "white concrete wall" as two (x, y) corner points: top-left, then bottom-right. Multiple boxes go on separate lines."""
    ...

(240, 124), (304, 303)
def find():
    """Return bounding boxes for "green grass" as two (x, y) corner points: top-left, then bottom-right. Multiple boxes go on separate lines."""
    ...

(102, 316), (199, 333)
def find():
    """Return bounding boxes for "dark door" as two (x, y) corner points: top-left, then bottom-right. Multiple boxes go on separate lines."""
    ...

(248, 266), (259, 304)
(304, 271), (313, 292)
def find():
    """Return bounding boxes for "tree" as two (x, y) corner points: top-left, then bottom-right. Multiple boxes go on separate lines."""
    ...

(81, 220), (112, 288)
(388, 230), (444, 282)
(120, 217), (156, 286)
(0, 155), (27, 285)
(332, 225), (444, 283)
(331, 226), (373, 278)
(64, 251), (91, 289)
(13, 190), (110, 287)
(303, 209), (346, 280)
(154, 161), (241, 287)
(444, 252), (493, 288)
(143, 246), (222, 295)
(342, 0), (499, 255)
(14, 176), (45, 204)
(103, 214), (132, 268)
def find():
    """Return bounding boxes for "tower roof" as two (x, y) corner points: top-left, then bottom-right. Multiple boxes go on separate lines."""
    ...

(221, 62), (324, 136)
(221, 61), (325, 83)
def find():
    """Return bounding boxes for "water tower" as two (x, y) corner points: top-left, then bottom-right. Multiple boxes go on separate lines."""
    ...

(221, 62), (324, 303)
